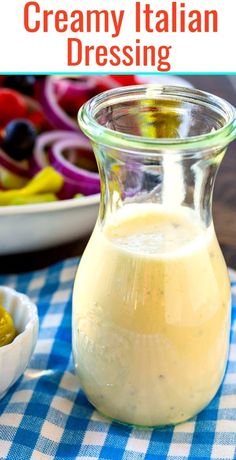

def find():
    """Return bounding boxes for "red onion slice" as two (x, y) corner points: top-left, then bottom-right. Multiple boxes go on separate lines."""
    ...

(92, 75), (120, 90)
(39, 75), (120, 133)
(31, 130), (88, 174)
(39, 77), (79, 132)
(57, 176), (91, 200)
(54, 76), (96, 100)
(50, 139), (100, 196)
(0, 148), (30, 177)
(31, 131), (99, 197)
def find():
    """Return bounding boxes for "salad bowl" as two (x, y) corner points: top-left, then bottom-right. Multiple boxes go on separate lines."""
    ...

(0, 74), (191, 255)
(0, 193), (99, 255)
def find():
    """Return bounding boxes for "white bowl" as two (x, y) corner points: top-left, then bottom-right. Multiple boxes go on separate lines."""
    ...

(0, 287), (39, 399)
(0, 194), (100, 255)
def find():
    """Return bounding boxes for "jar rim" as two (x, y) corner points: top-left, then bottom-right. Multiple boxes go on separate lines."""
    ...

(78, 85), (236, 154)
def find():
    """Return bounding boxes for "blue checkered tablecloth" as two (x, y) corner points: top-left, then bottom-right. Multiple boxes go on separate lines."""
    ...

(0, 257), (235, 460)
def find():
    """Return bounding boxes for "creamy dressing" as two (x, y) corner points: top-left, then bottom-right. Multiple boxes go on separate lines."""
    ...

(73, 204), (231, 427)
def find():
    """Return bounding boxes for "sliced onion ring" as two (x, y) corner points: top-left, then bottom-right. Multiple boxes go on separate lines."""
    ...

(31, 130), (86, 174)
(54, 76), (96, 100)
(92, 75), (120, 89)
(39, 77), (79, 131)
(49, 139), (100, 196)
(57, 175), (90, 200)
(39, 75), (119, 133)
(0, 148), (30, 177)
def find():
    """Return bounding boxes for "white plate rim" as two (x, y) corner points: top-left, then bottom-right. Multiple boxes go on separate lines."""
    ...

(0, 193), (100, 216)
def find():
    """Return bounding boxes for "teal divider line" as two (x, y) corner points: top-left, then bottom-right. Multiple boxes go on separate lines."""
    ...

(1, 72), (236, 75)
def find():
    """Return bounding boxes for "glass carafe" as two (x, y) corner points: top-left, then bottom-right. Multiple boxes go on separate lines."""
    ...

(73, 85), (236, 428)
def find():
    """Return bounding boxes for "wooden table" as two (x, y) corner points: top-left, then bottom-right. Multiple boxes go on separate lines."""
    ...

(0, 75), (235, 273)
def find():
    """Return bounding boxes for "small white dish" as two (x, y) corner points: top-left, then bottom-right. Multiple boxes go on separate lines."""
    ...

(0, 194), (100, 255)
(0, 286), (39, 400)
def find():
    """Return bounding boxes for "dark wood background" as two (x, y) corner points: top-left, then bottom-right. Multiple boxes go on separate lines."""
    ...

(186, 76), (236, 269)
(0, 75), (235, 274)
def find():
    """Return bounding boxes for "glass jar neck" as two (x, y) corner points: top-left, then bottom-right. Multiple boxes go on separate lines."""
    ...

(78, 85), (236, 228)
(94, 143), (225, 228)
(79, 85), (236, 154)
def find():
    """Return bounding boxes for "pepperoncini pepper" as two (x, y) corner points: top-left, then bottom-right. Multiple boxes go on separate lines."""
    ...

(0, 166), (64, 205)
(0, 305), (16, 347)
